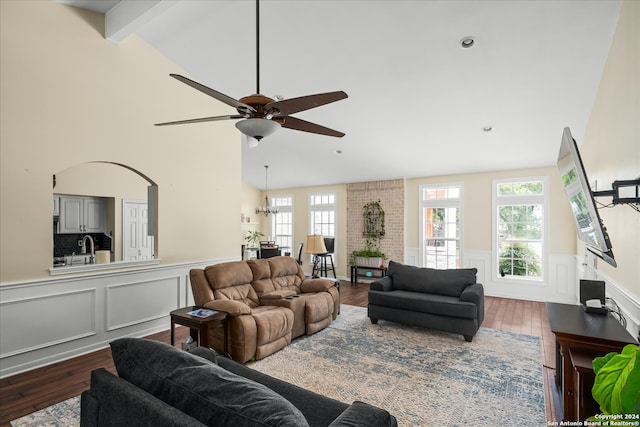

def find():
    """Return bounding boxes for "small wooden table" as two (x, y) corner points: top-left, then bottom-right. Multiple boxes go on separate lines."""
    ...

(170, 307), (228, 356)
(569, 347), (601, 421)
(546, 302), (637, 421)
(350, 265), (387, 284)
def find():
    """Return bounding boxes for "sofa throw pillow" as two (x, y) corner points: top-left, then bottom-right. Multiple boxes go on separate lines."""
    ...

(388, 260), (477, 297)
(111, 338), (309, 427)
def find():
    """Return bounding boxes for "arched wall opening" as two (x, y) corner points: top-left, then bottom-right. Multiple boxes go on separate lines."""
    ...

(52, 161), (158, 265)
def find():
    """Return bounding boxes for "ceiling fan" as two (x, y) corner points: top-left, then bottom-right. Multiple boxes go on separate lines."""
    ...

(155, 0), (348, 141)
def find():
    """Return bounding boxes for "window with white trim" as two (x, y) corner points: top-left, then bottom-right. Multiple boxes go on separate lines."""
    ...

(420, 184), (462, 269)
(309, 193), (336, 262)
(271, 196), (293, 251)
(494, 178), (546, 280)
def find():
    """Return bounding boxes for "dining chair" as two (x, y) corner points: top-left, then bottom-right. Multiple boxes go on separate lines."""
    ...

(296, 243), (304, 265)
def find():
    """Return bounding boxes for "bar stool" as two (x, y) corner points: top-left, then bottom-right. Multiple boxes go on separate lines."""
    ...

(313, 237), (336, 278)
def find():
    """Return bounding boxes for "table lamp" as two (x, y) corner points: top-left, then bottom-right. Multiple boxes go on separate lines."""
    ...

(304, 235), (327, 255)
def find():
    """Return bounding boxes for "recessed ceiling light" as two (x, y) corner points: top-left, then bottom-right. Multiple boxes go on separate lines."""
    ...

(460, 36), (476, 49)
(482, 126), (493, 132)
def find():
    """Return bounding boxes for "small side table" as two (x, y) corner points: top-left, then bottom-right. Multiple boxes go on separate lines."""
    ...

(170, 307), (228, 356)
(350, 265), (387, 284)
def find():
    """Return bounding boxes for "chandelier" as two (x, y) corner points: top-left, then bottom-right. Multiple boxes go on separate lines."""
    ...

(255, 165), (278, 216)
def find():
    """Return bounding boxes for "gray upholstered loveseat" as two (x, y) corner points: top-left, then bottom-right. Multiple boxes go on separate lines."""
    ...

(81, 338), (397, 427)
(368, 261), (484, 342)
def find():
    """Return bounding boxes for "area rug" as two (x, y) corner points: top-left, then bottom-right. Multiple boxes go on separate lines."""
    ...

(250, 304), (546, 426)
(11, 305), (545, 427)
(10, 395), (79, 427)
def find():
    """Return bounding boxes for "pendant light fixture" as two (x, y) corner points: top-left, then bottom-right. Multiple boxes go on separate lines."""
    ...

(255, 165), (278, 216)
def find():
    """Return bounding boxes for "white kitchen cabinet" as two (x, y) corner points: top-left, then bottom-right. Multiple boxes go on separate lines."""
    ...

(58, 196), (106, 233)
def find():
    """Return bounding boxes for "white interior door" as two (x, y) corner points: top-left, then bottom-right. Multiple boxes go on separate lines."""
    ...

(123, 201), (154, 261)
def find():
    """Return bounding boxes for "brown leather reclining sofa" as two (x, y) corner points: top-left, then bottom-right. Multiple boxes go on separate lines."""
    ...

(190, 256), (340, 363)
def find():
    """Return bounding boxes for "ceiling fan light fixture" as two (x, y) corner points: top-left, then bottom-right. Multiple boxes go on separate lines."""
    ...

(235, 118), (281, 141)
(245, 135), (261, 148)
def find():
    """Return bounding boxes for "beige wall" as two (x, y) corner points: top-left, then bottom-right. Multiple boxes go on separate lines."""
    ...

(240, 181), (264, 254)
(267, 167), (576, 283)
(263, 184), (348, 276)
(405, 167), (576, 256)
(3, 0), (634, 303)
(0, 1), (242, 283)
(581, 0), (639, 300)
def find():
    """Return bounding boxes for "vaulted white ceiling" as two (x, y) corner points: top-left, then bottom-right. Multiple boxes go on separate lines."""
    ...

(59, 0), (622, 190)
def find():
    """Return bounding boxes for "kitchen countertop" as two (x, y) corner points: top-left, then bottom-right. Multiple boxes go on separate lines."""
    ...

(49, 258), (160, 275)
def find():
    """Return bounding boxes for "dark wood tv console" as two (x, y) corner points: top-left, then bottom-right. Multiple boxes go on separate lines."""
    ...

(546, 302), (637, 422)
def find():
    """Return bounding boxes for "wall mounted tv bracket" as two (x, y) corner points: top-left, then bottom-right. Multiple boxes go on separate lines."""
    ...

(592, 179), (640, 213)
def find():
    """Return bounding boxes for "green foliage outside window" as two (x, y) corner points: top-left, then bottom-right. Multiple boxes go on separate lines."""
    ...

(498, 181), (543, 197)
(498, 204), (542, 278)
(499, 243), (541, 277)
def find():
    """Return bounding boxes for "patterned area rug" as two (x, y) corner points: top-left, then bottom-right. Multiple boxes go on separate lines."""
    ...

(11, 395), (79, 427)
(11, 305), (545, 427)
(250, 304), (546, 426)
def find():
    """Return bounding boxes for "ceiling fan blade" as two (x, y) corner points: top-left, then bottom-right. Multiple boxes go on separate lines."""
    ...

(169, 74), (256, 114)
(280, 116), (345, 138)
(266, 91), (348, 117)
(155, 114), (243, 126)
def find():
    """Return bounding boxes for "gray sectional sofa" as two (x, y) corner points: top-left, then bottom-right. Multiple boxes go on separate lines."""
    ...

(368, 261), (484, 342)
(81, 338), (397, 427)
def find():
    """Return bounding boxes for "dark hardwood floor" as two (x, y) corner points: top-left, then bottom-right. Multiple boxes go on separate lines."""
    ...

(0, 282), (557, 426)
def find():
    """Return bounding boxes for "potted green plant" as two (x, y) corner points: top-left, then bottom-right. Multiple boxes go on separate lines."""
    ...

(351, 201), (387, 267)
(589, 344), (640, 421)
(350, 249), (387, 268)
(244, 230), (265, 248)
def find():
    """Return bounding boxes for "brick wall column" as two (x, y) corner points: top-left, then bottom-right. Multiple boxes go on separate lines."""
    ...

(346, 179), (404, 266)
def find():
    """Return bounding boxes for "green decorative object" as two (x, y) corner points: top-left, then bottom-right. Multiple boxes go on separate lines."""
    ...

(590, 344), (640, 420)
(350, 200), (386, 266)
(363, 200), (385, 238)
(245, 230), (265, 248)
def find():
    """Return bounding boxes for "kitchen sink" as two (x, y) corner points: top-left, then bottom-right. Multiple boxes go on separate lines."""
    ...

(53, 254), (94, 267)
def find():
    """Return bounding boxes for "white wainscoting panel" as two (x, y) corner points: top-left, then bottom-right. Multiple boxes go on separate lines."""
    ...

(464, 255), (488, 286)
(404, 247), (419, 266)
(579, 260), (640, 340)
(462, 250), (578, 303)
(0, 257), (236, 378)
(106, 276), (180, 331)
(0, 289), (95, 357)
(555, 263), (569, 295)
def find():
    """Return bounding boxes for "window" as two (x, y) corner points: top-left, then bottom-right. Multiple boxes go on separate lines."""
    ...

(494, 178), (546, 280)
(420, 184), (462, 269)
(271, 196), (293, 251)
(309, 193), (336, 262)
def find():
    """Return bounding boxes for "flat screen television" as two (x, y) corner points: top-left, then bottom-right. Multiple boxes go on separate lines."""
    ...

(557, 127), (616, 267)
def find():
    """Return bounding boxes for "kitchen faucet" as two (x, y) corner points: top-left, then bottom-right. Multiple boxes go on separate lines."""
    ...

(81, 235), (95, 264)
